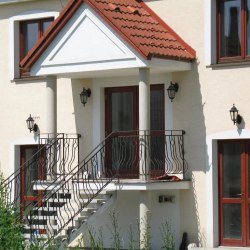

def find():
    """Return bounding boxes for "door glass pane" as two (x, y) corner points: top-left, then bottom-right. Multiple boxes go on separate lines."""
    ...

(112, 92), (133, 131)
(247, 0), (250, 55)
(223, 143), (242, 198)
(150, 88), (165, 173)
(223, 204), (242, 239)
(150, 89), (164, 130)
(24, 148), (38, 196)
(220, 0), (241, 57)
(23, 23), (39, 58)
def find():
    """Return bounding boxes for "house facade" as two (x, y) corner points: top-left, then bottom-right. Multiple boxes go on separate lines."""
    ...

(0, 0), (250, 249)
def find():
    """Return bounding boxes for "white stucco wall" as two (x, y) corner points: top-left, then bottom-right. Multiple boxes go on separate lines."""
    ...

(146, 0), (250, 247)
(0, 0), (66, 177)
(80, 190), (181, 250)
(1, 0), (250, 248)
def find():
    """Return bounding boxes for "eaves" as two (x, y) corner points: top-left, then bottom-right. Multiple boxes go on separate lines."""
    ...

(0, 0), (38, 5)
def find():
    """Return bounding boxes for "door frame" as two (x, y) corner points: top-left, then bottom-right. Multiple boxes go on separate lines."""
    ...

(104, 84), (165, 178)
(218, 139), (250, 247)
(105, 86), (139, 178)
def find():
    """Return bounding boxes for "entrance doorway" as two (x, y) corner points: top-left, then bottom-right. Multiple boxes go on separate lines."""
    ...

(219, 140), (250, 246)
(105, 84), (165, 178)
(20, 145), (45, 217)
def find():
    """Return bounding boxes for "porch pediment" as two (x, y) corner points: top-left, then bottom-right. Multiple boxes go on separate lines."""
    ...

(20, 0), (196, 77)
(30, 4), (146, 76)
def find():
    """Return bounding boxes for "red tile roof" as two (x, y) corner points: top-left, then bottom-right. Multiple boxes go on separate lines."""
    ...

(20, 0), (196, 71)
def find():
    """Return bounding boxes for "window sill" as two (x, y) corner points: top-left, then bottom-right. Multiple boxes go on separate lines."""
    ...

(207, 60), (250, 69)
(12, 76), (46, 83)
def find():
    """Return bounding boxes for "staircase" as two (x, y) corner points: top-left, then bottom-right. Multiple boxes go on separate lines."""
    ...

(1, 130), (187, 249)
(24, 182), (116, 248)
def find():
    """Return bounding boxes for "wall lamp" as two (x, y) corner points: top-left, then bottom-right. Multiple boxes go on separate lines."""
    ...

(80, 88), (91, 106)
(167, 81), (179, 102)
(229, 104), (242, 125)
(26, 114), (38, 133)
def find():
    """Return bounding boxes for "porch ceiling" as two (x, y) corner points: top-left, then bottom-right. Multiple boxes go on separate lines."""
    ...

(20, 0), (195, 78)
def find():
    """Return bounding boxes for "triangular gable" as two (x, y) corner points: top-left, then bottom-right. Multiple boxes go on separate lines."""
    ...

(49, 8), (132, 64)
(20, 0), (196, 73)
(30, 4), (146, 76)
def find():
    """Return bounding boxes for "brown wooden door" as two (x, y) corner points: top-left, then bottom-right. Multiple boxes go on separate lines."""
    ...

(105, 86), (139, 178)
(20, 145), (45, 218)
(219, 140), (250, 247)
(105, 84), (165, 178)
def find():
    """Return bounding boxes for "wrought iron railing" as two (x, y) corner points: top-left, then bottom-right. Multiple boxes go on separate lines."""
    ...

(109, 130), (187, 179)
(1, 130), (187, 246)
(1, 133), (80, 206)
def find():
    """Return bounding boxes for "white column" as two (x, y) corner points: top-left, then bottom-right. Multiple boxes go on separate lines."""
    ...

(139, 68), (150, 181)
(139, 68), (151, 249)
(46, 75), (57, 178)
(46, 75), (57, 135)
(139, 190), (151, 249)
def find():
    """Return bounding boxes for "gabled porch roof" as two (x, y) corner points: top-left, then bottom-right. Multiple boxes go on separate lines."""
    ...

(20, 0), (196, 77)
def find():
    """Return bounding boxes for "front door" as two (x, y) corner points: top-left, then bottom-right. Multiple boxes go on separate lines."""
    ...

(105, 84), (165, 178)
(20, 145), (45, 217)
(219, 140), (250, 246)
(105, 86), (139, 178)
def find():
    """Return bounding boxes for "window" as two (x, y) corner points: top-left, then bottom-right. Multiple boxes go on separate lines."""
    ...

(218, 0), (250, 62)
(19, 18), (53, 77)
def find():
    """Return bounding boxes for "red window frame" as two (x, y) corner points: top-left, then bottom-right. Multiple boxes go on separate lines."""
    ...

(217, 0), (250, 63)
(19, 18), (53, 78)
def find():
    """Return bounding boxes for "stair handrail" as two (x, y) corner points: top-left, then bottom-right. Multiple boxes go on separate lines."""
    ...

(1, 130), (187, 246)
(26, 131), (119, 244)
(1, 134), (67, 205)
(1, 133), (81, 206)
(26, 130), (188, 246)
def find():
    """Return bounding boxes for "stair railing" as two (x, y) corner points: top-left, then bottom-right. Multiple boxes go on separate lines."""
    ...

(25, 130), (188, 246)
(1, 133), (80, 212)
(26, 131), (118, 245)
(1, 130), (187, 246)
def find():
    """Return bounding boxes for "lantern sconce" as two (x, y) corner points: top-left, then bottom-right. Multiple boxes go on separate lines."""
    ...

(167, 81), (179, 102)
(26, 114), (38, 133)
(229, 104), (242, 125)
(80, 88), (91, 106)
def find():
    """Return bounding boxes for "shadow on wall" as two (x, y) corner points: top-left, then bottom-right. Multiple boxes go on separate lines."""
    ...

(71, 79), (93, 162)
(173, 61), (207, 247)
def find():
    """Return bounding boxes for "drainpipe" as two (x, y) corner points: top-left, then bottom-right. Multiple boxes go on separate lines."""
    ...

(139, 68), (151, 249)
(46, 75), (57, 179)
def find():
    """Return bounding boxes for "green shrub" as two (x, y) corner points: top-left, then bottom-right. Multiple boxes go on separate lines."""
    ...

(161, 219), (175, 250)
(0, 171), (24, 249)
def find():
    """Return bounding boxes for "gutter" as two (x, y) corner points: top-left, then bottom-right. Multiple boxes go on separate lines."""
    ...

(0, 0), (38, 5)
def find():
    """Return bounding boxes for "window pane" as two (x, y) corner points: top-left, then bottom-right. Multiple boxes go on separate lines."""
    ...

(42, 20), (53, 33)
(22, 22), (39, 58)
(220, 0), (241, 57)
(247, 0), (250, 55)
